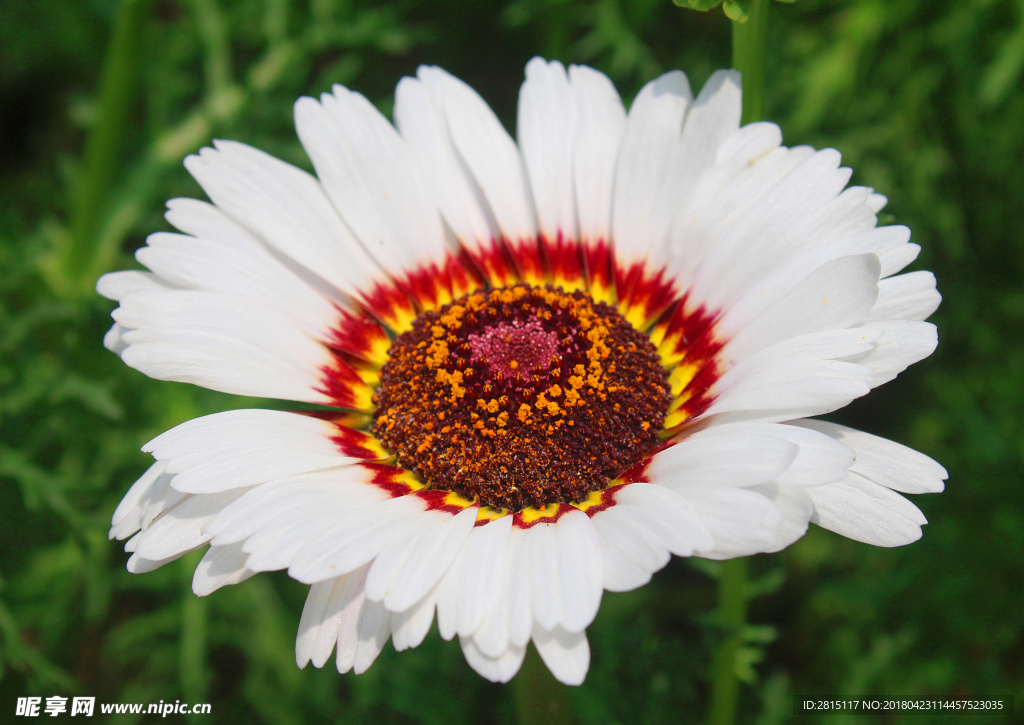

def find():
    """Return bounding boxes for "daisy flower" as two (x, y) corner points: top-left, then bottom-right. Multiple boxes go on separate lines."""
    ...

(100, 58), (946, 685)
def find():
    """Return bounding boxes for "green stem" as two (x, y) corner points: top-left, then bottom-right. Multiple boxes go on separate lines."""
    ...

(731, 0), (769, 125)
(708, 558), (749, 725)
(179, 557), (209, 713)
(514, 646), (573, 725)
(61, 0), (151, 296)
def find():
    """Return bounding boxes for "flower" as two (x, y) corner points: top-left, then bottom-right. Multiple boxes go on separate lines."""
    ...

(100, 58), (946, 685)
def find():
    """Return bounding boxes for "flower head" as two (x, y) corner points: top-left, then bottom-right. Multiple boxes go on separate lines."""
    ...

(101, 58), (946, 685)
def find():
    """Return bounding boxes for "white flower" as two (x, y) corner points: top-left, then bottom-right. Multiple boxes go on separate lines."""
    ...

(100, 58), (946, 685)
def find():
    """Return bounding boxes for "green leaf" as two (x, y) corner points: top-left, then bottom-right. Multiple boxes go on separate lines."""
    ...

(735, 645), (768, 684)
(745, 567), (787, 598)
(672, 0), (724, 11)
(723, 0), (752, 22)
(742, 624), (778, 645)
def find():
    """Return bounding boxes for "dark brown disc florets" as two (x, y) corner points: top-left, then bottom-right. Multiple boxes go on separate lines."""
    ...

(371, 285), (671, 511)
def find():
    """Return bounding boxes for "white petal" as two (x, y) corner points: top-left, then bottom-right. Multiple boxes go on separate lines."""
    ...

(505, 528), (536, 647)
(126, 551), (190, 573)
(791, 420), (947, 494)
(333, 589), (369, 672)
(526, 521), (559, 631)
(646, 432), (797, 489)
(612, 70), (692, 261)
(298, 578), (345, 668)
(296, 566), (370, 670)
(103, 322), (129, 355)
(522, 510), (603, 634)
(183, 141), (394, 312)
(115, 289), (334, 403)
(864, 270), (941, 322)
(204, 467), (390, 546)
(417, 65), (537, 243)
(288, 497), (452, 584)
(552, 510), (603, 632)
(679, 487), (783, 560)
(119, 342), (323, 404)
(436, 514), (513, 640)
(435, 561), (459, 641)
(749, 482), (814, 553)
(352, 597), (391, 674)
(664, 128), (801, 285)
(590, 483), (712, 592)
(296, 570), (391, 676)
(365, 505), (477, 611)
(722, 253), (881, 364)
(807, 473), (927, 547)
(718, 228), (913, 337)
(192, 542), (255, 596)
(144, 410), (358, 494)
(675, 70), (742, 182)
(134, 488), (250, 561)
(645, 69), (742, 269)
(470, 577), (512, 659)
(205, 468), (400, 577)
(615, 484), (715, 554)
(137, 227), (338, 338)
(686, 148), (856, 312)
(471, 527), (531, 657)
(797, 185), (881, 246)
(162, 197), (374, 334)
(393, 75), (496, 252)
(459, 637), (526, 684)
(569, 64), (626, 244)
(391, 584), (440, 652)
(591, 506), (670, 592)
(848, 320), (938, 387)
(878, 239), (921, 278)
(532, 625), (591, 686)
(240, 513), (339, 574)
(110, 460), (167, 534)
(139, 474), (189, 532)
(123, 532), (139, 553)
(294, 87), (450, 275)
(96, 270), (173, 300)
(519, 57), (577, 239)
(691, 422), (854, 487)
(704, 329), (876, 422)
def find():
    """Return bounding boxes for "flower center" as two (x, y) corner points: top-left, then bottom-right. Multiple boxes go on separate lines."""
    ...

(371, 285), (671, 511)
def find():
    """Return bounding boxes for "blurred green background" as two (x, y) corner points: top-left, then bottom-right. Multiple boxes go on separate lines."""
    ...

(1, 0), (1021, 722)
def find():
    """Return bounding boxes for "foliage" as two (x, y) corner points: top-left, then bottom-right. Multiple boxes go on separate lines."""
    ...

(1, 0), (1021, 722)
(673, 0), (794, 24)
